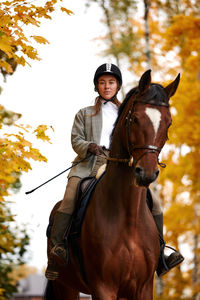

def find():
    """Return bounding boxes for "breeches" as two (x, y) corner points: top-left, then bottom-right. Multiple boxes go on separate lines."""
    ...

(58, 153), (108, 214)
(58, 153), (163, 216)
(150, 188), (163, 216)
(58, 176), (81, 214)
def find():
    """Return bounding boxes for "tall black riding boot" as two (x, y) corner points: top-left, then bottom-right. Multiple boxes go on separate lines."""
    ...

(153, 213), (184, 277)
(45, 211), (71, 280)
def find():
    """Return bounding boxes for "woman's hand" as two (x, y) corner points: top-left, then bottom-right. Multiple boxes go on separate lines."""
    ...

(88, 143), (104, 156)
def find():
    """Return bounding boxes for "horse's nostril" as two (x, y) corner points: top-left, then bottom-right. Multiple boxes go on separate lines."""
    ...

(135, 167), (143, 175)
(155, 169), (160, 177)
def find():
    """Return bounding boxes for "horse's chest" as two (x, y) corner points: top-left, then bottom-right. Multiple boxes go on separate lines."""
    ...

(101, 241), (153, 280)
(120, 242), (149, 268)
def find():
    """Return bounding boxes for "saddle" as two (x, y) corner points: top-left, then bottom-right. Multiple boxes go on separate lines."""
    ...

(70, 173), (105, 236)
(46, 175), (102, 240)
(46, 175), (153, 240)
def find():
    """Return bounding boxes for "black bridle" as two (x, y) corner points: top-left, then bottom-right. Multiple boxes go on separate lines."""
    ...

(126, 100), (169, 168)
(107, 99), (169, 168)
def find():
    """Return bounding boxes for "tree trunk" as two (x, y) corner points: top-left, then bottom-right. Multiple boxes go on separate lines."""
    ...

(143, 0), (151, 69)
(155, 276), (164, 297)
(152, 182), (164, 297)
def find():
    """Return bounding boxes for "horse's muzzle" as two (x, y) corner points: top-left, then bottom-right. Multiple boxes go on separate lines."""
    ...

(134, 166), (159, 187)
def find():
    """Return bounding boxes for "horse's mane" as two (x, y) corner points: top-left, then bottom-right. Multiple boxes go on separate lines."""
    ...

(110, 83), (168, 142)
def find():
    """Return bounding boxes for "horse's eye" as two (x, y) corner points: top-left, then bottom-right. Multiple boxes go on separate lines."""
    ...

(133, 116), (138, 124)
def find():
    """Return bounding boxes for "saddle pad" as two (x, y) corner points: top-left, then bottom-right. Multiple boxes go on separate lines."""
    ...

(69, 171), (105, 236)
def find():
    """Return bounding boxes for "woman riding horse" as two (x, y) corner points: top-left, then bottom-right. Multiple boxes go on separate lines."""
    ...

(45, 64), (184, 282)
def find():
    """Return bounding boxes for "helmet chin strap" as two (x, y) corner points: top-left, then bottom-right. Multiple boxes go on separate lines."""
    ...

(100, 94), (118, 104)
(97, 88), (120, 104)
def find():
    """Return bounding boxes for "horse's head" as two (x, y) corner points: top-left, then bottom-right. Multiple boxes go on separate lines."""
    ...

(111, 70), (180, 187)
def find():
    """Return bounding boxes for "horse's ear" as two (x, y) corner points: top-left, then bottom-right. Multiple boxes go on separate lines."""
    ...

(138, 69), (151, 94)
(164, 73), (180, 98)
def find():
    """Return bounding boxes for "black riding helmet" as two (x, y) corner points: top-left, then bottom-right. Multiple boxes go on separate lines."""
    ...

(94, 63), (122, 90)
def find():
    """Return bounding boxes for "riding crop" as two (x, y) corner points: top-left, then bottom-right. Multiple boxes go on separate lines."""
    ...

(25, 154), (90, 195)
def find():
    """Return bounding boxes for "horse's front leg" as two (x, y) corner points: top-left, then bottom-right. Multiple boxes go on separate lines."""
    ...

(52, 280), (79, 300)
(91, 288), (117, 300)
(125, 283), (153, 300)
(92, 295), (117, 300)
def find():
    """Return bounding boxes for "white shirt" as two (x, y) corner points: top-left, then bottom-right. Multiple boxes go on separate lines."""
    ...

(100, 101), (118, 149)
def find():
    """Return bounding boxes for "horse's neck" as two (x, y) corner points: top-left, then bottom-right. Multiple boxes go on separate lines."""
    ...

(100, 163), (148, 225)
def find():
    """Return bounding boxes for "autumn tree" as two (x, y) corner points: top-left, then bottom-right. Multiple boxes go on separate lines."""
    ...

(0, 202), (30, 298)
(0, 0), (72, 80)
(0, 106), (55, 299)
(85, 0), (164, 81)
(158, 6), (200, 299)
(0, 1), (72, 299)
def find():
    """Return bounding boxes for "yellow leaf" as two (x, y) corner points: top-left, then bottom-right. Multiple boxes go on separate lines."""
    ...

(0, 60), (13, 73)
(31, 35), (49, 44)
(14, 123), (30, 133)
(27, 147), (47, 162)
(60, 7), (73, 15)
(0, 40), (13, 54)
(34, 125), (51, 143)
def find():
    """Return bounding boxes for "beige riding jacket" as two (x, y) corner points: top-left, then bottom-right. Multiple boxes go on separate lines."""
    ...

(68, 105), (103, 179)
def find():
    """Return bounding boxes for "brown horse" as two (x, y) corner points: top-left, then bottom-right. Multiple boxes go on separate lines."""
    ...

(44, 70), (180, 300)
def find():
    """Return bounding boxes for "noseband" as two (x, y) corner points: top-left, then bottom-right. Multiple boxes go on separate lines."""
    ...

(107, 99), (169, 168)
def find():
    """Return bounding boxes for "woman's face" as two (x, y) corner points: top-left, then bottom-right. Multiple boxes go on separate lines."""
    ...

(98, 75), (118, 100)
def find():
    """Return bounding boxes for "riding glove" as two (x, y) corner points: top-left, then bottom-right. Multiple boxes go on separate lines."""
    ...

(88, 143), (104, 156)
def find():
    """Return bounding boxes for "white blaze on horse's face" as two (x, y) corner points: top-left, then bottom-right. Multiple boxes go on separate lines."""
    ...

(145, 108), (161, 140)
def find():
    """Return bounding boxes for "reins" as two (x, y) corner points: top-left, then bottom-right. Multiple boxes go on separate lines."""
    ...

(105, 151), (166, 168)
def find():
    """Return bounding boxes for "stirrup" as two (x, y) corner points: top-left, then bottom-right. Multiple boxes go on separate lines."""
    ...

(157, 236), (184, 277)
